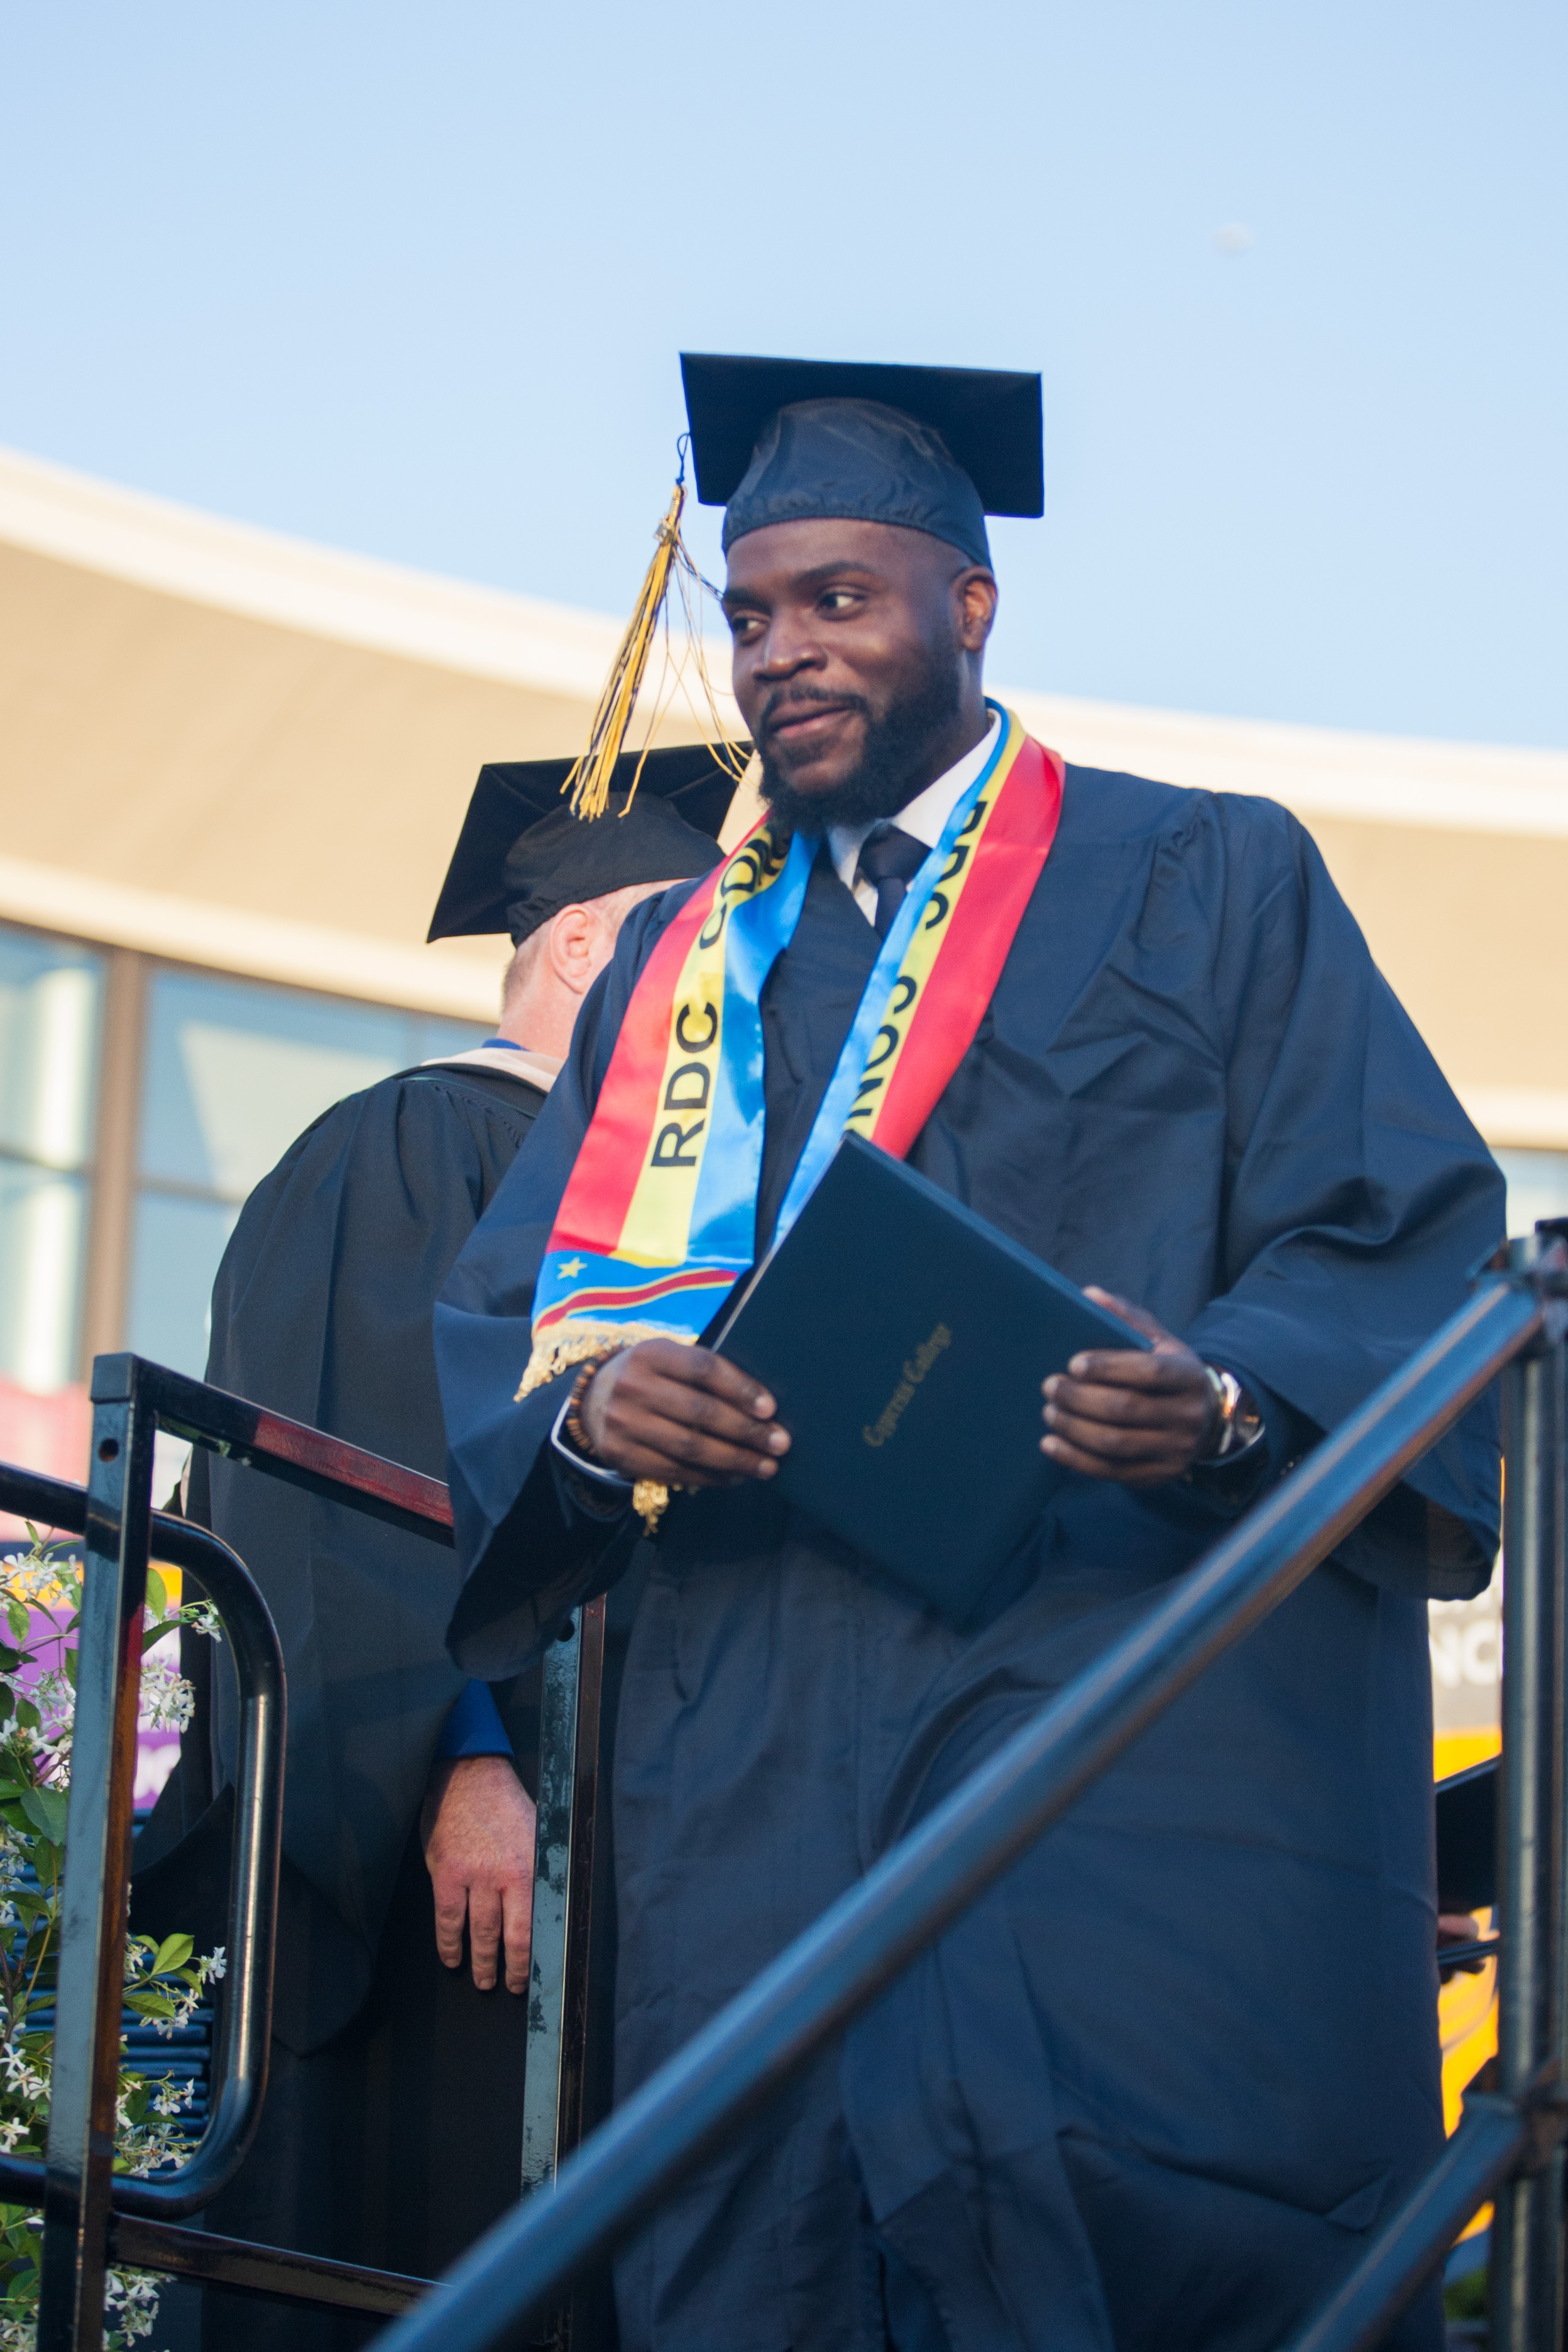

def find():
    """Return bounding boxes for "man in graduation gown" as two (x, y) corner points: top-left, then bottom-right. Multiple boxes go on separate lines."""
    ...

(433, 358), (1503, 2352)
(133, 748), (730, 2346)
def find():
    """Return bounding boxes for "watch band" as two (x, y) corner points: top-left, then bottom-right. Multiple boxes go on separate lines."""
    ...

(1200, 1365), (1264, 1465)
(550, 1382), (635, 1501)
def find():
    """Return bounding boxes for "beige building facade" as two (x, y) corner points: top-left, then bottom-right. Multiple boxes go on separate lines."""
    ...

(0, 439), (1560, 1747)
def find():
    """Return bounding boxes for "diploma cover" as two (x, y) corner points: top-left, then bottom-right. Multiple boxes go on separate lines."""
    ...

(709, 1134), (1150, 1621)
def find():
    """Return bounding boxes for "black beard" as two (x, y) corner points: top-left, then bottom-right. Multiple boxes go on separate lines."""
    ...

(758, 664), (966, 835)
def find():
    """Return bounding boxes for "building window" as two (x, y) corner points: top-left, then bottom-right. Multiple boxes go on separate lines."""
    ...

(0, 920), (489, 1502)
(126, 969), (485, 1380)
(1493, 1148), (1568, 1239)
(0, 931), (102, 1394)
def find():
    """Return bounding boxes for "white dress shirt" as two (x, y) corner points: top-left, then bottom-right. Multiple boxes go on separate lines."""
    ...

(827, 710), (1002, 923)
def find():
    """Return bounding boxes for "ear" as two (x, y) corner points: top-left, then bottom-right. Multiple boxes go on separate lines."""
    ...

(953, 566), (997, 654)
(545, 903), (604, 998)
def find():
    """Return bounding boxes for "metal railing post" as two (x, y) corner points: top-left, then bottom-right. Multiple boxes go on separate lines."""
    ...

(520, 1593), (606, 2352)
(0, 1458), (288, 2229)
(1491, 1236), (1568, 2352)
(522, 1594), (606, 2196)
(37, 1363), (156, 2351)
(522, 1610), (583, 2201)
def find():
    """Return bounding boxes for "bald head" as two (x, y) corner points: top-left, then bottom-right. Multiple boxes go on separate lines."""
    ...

(498, 881), (676, 1059)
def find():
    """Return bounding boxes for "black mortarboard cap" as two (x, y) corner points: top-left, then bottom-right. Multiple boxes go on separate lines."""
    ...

(681, 354), (1043, 569)
(428, 741), (735, 947)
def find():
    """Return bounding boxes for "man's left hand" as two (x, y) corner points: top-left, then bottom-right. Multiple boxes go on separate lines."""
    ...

(420, 1754), (536, 1993)
(1041, 1289), (1218, 1486)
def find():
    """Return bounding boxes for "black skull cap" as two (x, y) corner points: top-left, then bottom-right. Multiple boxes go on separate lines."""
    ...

(427, 740), (735, 946)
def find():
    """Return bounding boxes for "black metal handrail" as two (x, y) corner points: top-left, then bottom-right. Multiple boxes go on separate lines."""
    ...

(103, 2211), (428, 2317)
(1437, 1937), (1500, 1977)
(0, 2157), (430, 2320)
(126, 1360), (454, 1545)
(9, 1355), (606, 2343)
(363, 1256), (1559, 2352)
(21, 1354), (462, 2351)
(0, 1461), (285, 2220)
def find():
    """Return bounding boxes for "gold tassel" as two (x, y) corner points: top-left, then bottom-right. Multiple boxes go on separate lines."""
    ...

(561, 449), (752, 825)
(563, 479), (688, 822)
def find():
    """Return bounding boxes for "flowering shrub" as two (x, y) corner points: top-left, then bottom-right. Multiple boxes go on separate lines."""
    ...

(0, 1528), (222, 2349)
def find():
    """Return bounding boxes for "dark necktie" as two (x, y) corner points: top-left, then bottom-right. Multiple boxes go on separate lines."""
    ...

(856, 825), (928, 939)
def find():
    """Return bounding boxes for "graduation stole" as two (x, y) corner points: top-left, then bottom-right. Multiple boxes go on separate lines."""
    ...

(518, 705), (1063, 1400)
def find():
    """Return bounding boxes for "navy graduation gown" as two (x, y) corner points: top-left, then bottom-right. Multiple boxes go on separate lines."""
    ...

(135, 1056), (546, 2348)
(435, 769), (1503, 2352)
(194, 1056), (546, 2036)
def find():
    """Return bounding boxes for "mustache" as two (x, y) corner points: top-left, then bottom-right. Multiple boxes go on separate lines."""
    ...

(758, 683), (872, 737)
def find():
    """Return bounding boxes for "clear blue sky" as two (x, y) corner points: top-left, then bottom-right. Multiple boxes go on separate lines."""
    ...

(3, 2), (1564, 745)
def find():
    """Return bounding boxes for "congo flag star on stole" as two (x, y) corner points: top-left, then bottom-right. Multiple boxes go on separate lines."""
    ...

(518, 705), (1064, 1399)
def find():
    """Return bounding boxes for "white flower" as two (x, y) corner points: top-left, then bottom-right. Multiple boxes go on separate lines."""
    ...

(135, 1654), (195, 1734)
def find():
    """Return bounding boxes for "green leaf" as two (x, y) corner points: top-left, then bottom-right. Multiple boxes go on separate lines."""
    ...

(126, 1991), (177, 2020)
(4, 1603), (26, 1645)
(19, 1786), (68, 1844)
(62, 1650), (77, 1691)
(145, 1566), (166, 1620)
(151, 1932), (194, 1976)
(14, 1702), (38, 1732)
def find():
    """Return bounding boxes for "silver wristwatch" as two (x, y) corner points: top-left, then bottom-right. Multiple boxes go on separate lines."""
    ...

(1200, 1365), (1264, 1465)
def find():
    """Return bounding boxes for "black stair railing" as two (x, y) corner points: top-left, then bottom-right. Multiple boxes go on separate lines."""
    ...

(0, 1356), (466, 2348)
(0, 1458), (286, 2231)
(9, 1240), (1564, 2351)
(42, 1353), (459, 2349)
(0, 1458), (436, 2324)
(4, 1353), (606, 2344)
(355, 1237), (1566, 2352)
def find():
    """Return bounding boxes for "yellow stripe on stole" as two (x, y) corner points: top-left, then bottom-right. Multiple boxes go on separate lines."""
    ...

(851, 713), (1026, 1143)
(614, 828), (784, 1268)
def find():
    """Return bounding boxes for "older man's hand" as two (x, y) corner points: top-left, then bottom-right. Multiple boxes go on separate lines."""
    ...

(1041, 1289), (1219, 1486)
(420, 1754), (535, 1994)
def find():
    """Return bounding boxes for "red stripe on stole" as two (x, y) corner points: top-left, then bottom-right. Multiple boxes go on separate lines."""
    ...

(548, 862), (726, 1254)
(534, 1265), (730, 1333)
(873, 737), (1064, 1160)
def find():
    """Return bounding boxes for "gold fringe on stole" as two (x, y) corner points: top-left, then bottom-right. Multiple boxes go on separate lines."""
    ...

(517, 1322), (697, 1541)
(515, 1320), (684, 1400)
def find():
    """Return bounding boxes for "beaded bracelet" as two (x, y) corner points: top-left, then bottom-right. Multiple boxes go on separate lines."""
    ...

(558, 1353), (674, 1539)
(562, 1360), (608, 1462)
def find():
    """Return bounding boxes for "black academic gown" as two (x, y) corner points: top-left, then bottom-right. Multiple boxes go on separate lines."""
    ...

(434, 771), (1503, 2352)
(134, 1050), (549, 2349)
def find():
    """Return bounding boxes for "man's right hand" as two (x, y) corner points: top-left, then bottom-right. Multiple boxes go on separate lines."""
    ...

(580, 1341), (790, 1489)
(421, 1754), (535, 1994)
